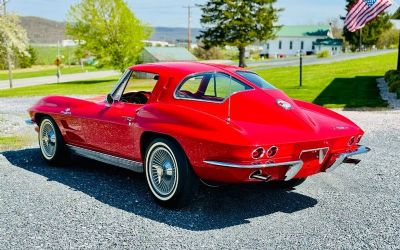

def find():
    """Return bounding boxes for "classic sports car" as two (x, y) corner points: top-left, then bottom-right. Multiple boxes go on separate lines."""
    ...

(27, 62), (370, 207)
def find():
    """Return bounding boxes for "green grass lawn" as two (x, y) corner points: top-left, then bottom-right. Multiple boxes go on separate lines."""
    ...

(32, 45), (79, 65)
(0, 65), (104, 80)
(0, 135), (36, 152)
(254, 52), (396, 108)
(0, 52), (396, 107)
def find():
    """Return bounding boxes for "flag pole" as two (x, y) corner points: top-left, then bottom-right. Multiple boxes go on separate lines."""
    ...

(359, 27), (362, 52)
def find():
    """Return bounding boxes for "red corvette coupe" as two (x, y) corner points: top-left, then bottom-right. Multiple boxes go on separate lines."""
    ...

(27, 62), (370, 207)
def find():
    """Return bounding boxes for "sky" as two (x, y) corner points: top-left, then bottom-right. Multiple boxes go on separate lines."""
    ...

(5, 0), (399, 28)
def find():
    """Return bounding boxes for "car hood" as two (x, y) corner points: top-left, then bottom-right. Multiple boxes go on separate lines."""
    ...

(228, 89), (362, 145)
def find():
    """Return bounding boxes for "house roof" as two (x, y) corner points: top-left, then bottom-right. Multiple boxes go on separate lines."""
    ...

(313, 38), (343, 46)
(276, 25), (331, 37)
(144, 47), (197, 61)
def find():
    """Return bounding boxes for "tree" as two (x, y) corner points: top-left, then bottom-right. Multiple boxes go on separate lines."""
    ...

(0, 13), (29, 87)
(16, 45), (37, 68)
(66, 0), (152, 72)
(343, 0), (392, 51)
(192, 44), (225, 60)
(377, 28), (399, 49)
(197, 0), (282, 67)
(327, 18), (343, 39)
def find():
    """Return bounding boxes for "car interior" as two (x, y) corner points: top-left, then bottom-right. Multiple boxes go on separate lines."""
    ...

(119, 73), (159, 104)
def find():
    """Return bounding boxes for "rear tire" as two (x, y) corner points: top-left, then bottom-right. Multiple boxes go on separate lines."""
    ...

(145, 138), (198, 208)
(38, 116), (69, 165)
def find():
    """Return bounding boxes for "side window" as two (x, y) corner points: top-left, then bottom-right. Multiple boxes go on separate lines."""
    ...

(176, 72), (251, 102)
(177, 73), (211, 97)
(112, 70), (159, 103)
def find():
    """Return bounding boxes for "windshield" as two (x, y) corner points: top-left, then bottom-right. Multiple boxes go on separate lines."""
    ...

(236, 71), (276, 89)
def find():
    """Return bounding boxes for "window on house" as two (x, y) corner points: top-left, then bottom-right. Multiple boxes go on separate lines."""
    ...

(279, 41), (282, 50)
(300, 41), (304, 50)
(312, 45), (315, 50)
(267, 43), (270, 50)
(289, 41), (293, 50)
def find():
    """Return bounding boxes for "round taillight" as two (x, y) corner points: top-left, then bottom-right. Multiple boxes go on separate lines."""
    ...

(356, 135), (362, 144)
(348, 136), (355, 146)
(266, 146), (278, 158)
(251, 147), (265, 159)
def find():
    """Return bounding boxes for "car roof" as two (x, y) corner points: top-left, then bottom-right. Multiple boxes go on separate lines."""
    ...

(129, 62), (243, 76)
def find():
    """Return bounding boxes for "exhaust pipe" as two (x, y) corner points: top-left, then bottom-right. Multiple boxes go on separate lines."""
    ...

(250, 170), (272, 182)
(343, 157), (361, 165)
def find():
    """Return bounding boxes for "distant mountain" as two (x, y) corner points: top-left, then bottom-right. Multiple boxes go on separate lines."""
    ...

(150, 27), (201, 43)
(19, 16), (201, 45)
(20, 16), (66, 44)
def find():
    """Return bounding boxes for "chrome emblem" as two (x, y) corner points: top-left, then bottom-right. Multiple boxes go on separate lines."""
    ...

(276, 99), (292, 110)
(334, 125), (349, 130)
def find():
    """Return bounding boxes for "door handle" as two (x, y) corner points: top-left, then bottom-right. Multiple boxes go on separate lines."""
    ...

(124, 117), (134, 126)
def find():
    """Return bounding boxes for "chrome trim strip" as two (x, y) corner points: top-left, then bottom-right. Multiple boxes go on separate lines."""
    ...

(67, 144), (143, 173)
(326, 145), (371, 173)
(25, 119), (35, 125)
(203, 160), (304, 181)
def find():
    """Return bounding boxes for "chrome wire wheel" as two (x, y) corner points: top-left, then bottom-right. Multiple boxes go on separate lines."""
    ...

(146, 142), (179, 201)
(39, 119), (57, 160)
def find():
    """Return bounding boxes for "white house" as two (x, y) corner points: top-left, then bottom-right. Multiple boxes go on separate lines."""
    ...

(261, 25), (343, 57)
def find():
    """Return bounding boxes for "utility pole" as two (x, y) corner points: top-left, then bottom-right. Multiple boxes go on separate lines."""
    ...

(183, 5), (194, 51)
(1, 0), (13, 88)
(299, 50), (303, 87)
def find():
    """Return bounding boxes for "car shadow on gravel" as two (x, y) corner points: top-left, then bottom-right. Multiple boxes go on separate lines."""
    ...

(2, 148), (318, 231)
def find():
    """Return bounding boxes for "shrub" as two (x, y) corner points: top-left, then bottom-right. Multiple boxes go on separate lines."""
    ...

(317, 50), (330, 58)
(397, 87), (400, 99)
(384, 70), (400, 83)
(389, 80), (400, 92)
(192, 46), (225, 60)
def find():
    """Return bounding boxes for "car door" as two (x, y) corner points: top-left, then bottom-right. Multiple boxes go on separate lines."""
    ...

(81, 100), (140, 159)
(81, 69), (158, 159)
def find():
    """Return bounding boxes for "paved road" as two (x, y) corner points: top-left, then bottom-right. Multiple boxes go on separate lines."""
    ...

(0, 70), (120, 90)
(0, 99), (399, 248)
(247, 49), (396, 69)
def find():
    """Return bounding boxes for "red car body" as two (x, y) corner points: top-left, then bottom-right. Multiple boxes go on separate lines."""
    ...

(28, 62), (369, 185)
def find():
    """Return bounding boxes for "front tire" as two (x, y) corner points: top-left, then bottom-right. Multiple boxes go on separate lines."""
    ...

(145, 138), (198, 208)
(38, 116), (69, 165)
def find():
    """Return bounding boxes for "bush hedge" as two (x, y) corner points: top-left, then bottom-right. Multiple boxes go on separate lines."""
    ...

(384, 69), (400, 98)
(317, 50), (330, 58)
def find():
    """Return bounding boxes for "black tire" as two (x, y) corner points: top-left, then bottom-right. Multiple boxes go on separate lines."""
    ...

(267, 178), (307, 189)
(144, 137), (198, 208)
(38, 116), (69, 165)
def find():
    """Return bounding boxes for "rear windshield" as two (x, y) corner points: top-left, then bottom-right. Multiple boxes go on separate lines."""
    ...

(236, 71), (276, 89)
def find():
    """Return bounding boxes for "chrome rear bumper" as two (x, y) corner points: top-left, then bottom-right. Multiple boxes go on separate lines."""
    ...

(326, 145), (371, 172)
(203, 160), (304, 181)
(204, 145), (370, 181)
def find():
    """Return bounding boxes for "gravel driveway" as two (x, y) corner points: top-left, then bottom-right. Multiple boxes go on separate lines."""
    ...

(0, 98), (399, 249)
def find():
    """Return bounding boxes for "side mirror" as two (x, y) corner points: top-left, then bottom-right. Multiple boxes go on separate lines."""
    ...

(106, 93), (114, 107)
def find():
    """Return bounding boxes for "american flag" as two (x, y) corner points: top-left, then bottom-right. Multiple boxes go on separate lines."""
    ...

(345, 0), (392, 32)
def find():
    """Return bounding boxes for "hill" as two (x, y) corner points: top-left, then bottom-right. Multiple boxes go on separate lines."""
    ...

(19, 16), (201, 44)
(20, 16), (66, 44)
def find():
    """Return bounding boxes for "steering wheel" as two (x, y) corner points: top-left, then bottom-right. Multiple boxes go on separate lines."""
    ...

(131, 91), (149, 104)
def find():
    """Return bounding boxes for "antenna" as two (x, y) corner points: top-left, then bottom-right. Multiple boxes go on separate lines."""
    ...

(227, 75), (232, 124)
